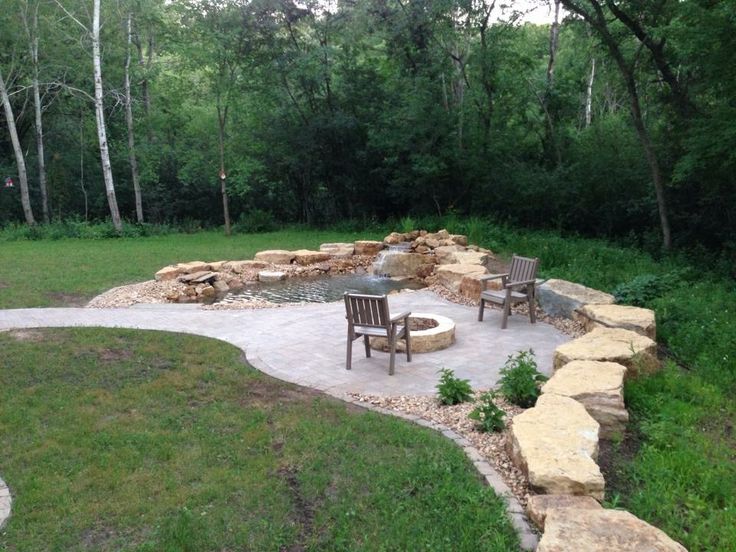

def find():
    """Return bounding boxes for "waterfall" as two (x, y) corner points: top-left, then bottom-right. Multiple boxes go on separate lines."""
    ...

(372, 243), (412, 277)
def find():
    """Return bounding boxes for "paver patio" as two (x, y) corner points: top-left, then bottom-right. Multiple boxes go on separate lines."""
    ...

(0, 290), (570, 396)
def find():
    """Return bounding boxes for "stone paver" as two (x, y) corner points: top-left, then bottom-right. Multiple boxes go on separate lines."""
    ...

(0, 290), (570, 396)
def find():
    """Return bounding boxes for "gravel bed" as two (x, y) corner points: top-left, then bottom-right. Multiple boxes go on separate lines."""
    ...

(86, 280), (188, 308)
(349, 391), (532, 506)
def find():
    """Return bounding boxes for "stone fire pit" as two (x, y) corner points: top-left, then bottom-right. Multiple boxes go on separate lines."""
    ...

(370, 312), (455, 353)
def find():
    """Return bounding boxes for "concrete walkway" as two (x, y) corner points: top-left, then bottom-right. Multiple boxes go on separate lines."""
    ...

(0, 290), (570, 397)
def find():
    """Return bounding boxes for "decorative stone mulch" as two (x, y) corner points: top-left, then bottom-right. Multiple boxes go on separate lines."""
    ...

(348, 391), (532, 507)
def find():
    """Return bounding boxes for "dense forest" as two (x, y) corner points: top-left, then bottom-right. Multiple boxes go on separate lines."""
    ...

(0, 0), (734, 251)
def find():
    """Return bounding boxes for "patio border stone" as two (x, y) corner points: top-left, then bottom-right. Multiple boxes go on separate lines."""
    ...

(0, 477), (11, 530)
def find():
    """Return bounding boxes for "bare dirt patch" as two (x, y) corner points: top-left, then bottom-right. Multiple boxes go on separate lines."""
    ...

(5, 329), (47, 342)
(47, 291), (89, 307)
(99, 348), (134, 362)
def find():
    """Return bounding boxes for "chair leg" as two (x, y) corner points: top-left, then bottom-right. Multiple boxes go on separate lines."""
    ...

(405, 330), (412, 363)
(388, 328), (397, 376)
(346, 331), (353, 370)
(501, 301), (510, 330)
(528, 296), (536, 324)
(478, 298), (485, 321)
(363, 335), (371, 357)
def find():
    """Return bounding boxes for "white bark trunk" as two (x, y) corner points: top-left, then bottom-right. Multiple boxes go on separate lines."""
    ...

(0, 68), (36, 225)
(125, 12), (143, 222)
(93, 0), (122, 232)
(585, 57), (596, 127)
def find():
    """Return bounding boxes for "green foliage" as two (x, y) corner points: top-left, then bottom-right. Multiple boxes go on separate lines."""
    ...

(497, 350), (546, 408)
(436, 368), (473, 406)
(0, 220), (178, 241)
(399, 215), (417, 234)
(232, 209), (278, 234)
(613, 271), (685, 306)
(468, 392), (506, 433)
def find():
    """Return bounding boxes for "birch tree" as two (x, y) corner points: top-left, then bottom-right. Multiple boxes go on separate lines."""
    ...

(54, 0), (122, 232)
(124, 11), (143, 222)
(0, 67), (36, 224)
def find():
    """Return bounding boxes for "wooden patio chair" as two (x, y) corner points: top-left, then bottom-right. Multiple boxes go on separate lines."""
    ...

(344, 292), (412, 375)
(477, 255), (539, 330)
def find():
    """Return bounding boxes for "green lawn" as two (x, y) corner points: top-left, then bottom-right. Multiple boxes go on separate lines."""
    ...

(0, 229), (382, 309)
(0, 328), (519, 551)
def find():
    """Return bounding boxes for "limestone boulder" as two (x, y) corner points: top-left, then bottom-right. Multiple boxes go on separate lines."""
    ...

(212, 280), (229, 293)
(155, 265), (184, 281)
(537, 279), (614, 319)
(254, 250), (295, 265)
(538, 508), (687, 552)
(208, 260), (227, 271)
(434, 245), (466, 264)
(543, 361), (628, 438)
(383, 232), (411, 245)
(453, 250), (490, 267)
(426, 229), (450, 240)
(177, 261), (211, 274)
(354, 240), (384, 256)
(435, 264), (488, 293)
(320, 242), (354, 257)
(223, 260), (269, 273)
(258, 270), (286, 282)
(459, 272), (501, 301)
(526, 494), (602, 530)
(373, 252), (426, 278)
(576, 303), (656, 339)
(292, 249), (331, 265)
(425, 238), (441, 249)
(509, 394), (604, 499)
(449, 234), (468, 246)
(553, 327), (659, 376)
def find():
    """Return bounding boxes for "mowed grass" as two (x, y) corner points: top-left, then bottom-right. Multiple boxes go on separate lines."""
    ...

(0, 229), (382, 308)
(0, 328), (519, 551)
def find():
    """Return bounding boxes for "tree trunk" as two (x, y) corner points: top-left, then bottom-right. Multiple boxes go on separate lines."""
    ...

(217, 105), (231, 236)
(125, 12), (143, 223)
(25, 4), (50, 223)
(585, 57), (595, 127)
(547, 0), (561, 87)
(92, 0), (122, 232)
(0, 68), (36, 225)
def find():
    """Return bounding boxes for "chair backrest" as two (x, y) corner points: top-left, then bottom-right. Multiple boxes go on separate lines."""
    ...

(508, 255), (539, 284)
(344, 293), (390, 328)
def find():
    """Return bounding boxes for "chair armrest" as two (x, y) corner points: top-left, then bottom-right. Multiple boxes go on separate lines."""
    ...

(479, 273), (508, 281)
(390, 311), (411, 323)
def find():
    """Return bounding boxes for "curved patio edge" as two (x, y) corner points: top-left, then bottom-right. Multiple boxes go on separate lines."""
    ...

(0, 477), (11, 530)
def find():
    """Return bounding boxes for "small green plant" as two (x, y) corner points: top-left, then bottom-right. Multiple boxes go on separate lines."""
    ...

(498, 350), (547, 408)
(399, 215), (417, 234)
(612, 271), (685, 306)
(468, 391), (506, 433)
(436, 368), (473, 405)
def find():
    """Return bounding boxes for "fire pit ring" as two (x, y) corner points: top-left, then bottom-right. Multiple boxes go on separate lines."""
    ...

(370, 312), (455, 354)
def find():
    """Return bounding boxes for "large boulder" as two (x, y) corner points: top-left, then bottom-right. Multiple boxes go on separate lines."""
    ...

(254, 250), (295, 265)
(449, 234), (468, 246)
(459, 272), (502, 301)
(258, 270), (286, 282)
(542, 361), (628, 438)
(575, 303), (656, 339)
(354, 240), (384, 256)
(373, 252), (426, 278)
(537, 279), (614, 319)
(434, 245), (466, 264)
(155, 265), (184, 281)
(509, 394), (604, 500)
(526, 494), (602, 530)
(553, 327), (659, 376)
(435, 264), (488, 293)
(320, 242), (354, 257)
(292, 249), (331, 265)
(223, 260), (269, 273)
(383, 232), (410, 245)
(538, 508), (687, 552)
(453, 250), (490, 267)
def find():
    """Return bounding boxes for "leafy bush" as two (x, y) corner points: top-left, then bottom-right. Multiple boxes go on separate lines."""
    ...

(613, 271), (685, 306)
(468, 391), (506, 432)
(436, 368), (473, 405)
(399, 215), (417, 234)
(233, 209), (278, 234)
(497, 350), (547, 408)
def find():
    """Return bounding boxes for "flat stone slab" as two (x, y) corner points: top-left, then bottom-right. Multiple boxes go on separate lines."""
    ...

(258, 270), (286, 283)
(254, 250), (295, 265)
(538, 279), (614, 319)
(320, 243), (354, 257)
(179, 271), (217, 284)
(436, 264), (488, 293)
(543, 361), (628, 438)
(553, 327), (659, 376)
(223, 260), (269, 273)
(510, 394), (604, 500)
(154, 265), (183, 281)
(354, 240), (384, 256)
(0, 290), (570, 397)
(575, 303), (656, 339)
(538, 508), (687, 552)
(292, 249), (331, 265)
(527, 494), (602, 530)
(0, 477), (10, 529)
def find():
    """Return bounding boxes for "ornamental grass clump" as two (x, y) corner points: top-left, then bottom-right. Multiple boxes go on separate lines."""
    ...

(497, 350), (547, 408)
(436, 368), (473, 405)
(468, 391), (506, 433)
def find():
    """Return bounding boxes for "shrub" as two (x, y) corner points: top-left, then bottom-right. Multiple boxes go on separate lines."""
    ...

(399, 215), (417, 234)
(233, 209), (277, 234)
(497, 350), (547, 408)
(613, 271), (685, 306)
(468, 391), (506, 432)
(436, 368), (473, 405)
